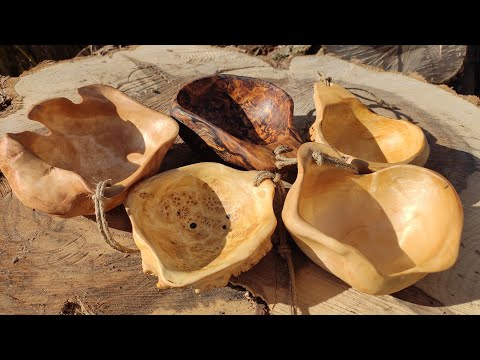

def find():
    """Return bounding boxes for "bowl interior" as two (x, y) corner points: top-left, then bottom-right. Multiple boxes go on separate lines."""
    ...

(12, 87), (173, 190)
(321, 100), (425, 163)
(176, 75), (292, 145)
(298, 165), (459, 275)
(129, 165), (275, 272)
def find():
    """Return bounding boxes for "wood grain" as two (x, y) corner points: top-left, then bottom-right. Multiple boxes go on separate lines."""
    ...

(171, 74), (302, 172)
(1, 45), (480, 314)
(324, 45), (467, 84)
(0, 180), (256, 315)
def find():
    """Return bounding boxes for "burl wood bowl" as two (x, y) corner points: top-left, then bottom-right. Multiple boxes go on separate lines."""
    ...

(171, 74), (303, 172)
(0, 84), (179, 217)
(125, 162), (276, 290)
(282, 142), (463, 295)
(309, 82), (430, 173)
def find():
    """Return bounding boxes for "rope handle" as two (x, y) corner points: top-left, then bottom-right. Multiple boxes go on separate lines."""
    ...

(254, 145), (360, 315)
(273, 144), (360, 174)
(93, 180), (139, 254)
(317, 72), (332, 86)
(254, 145), (302, 315)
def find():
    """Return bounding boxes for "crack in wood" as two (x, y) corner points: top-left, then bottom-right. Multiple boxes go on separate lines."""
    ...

(124, 55), (174, 85)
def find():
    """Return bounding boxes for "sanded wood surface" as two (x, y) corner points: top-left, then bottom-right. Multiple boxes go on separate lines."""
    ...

(1, 45), (480, 314)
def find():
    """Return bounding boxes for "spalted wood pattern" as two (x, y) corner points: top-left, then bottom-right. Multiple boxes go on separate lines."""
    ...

(324, 45), (467, 84)
(1, 45), (480, 314)
(171, 74), (302, 172)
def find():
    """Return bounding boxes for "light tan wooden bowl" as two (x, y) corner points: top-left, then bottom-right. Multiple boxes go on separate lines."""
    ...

(282, 142), (463, 295)
(125, 162), (277, 290)
(309, 82), (430, 173)
(0, 84), (178, 217)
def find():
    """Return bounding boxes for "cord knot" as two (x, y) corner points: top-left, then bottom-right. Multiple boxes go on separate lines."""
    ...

(312, 151), (359, 174)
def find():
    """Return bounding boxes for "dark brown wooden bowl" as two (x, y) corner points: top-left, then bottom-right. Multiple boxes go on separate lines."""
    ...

(171, 75), (302, 172)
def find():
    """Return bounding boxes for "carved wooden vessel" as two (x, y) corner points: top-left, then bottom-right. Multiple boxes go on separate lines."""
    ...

(309, 82), (430, 173)
(125, 162), (277, 289)
(0, 84), (179, 217)
(282, 142), (463, 295)
(171, 74), (302, 172)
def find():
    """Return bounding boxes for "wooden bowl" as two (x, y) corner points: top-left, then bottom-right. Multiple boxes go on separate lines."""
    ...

(171, 74), (302, 172)
(282, 142), (463, 295)
(0, 84), (179, 217)
(309, 82), (430, 173)
(125, 162), (276, 290)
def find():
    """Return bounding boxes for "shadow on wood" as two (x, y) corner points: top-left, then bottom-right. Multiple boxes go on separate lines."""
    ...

(353, 93), (480, 308)
(294, 108), (316, 142)
(324, 46), (467, 85)
(233, 244), (349, 315)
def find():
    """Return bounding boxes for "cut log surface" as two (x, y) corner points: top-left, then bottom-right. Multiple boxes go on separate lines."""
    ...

(1, 45), (480, 314)
(324, 45), (467, 84)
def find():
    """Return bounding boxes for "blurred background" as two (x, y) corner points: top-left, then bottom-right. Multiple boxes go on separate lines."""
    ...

(0, 45), (478, 97)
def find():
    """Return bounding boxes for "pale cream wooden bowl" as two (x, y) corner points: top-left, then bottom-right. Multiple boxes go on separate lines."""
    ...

(125, 162), (277, 290)
(282, 142), (463, 295)
(309, 82), (430, 173)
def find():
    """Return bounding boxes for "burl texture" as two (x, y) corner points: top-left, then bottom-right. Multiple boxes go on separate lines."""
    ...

(125, 163), (277, 290)
(171, 75), (302, 172)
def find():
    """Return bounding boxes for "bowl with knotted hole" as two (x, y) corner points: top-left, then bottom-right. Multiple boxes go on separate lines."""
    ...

(125, 162), (277, 290)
